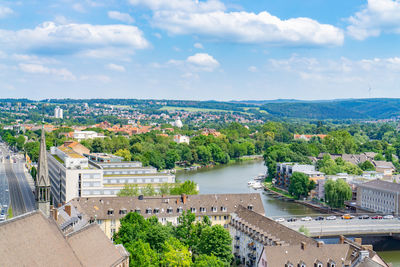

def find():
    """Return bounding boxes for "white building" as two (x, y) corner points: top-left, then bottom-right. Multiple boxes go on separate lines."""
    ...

(276, 163), (323, 188)
(173, 134), (190, 144)
(54, 106), (63, 119)
(73, 130), (105, 142)
(48, 147), (176, 206)
(172, 117), (183, 128)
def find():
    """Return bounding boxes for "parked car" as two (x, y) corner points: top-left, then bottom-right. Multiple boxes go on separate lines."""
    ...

(315, 216), (324, 221)
(371, 215), (383, 220)
(383, 215), (394, 219)
(358, 215), (370, 220)
(287, 218), (297, 222)
(275, 218), (285, 223)
(301, 216), (312, 221)
(326, 216), (337, 220)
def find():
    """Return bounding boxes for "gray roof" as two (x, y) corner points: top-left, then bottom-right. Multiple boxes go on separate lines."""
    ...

(0, 211), (128, 267)
(71, 193), (264, 220)
(359, 179), (400, 194)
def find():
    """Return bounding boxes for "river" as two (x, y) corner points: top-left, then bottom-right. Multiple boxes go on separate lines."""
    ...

(177, 159), (400, 266)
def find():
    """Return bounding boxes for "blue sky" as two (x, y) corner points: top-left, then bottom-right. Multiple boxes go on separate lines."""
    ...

(1, 0), (400, 100)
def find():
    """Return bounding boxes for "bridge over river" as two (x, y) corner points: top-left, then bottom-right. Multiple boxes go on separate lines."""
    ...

(272, 215), (400, 238)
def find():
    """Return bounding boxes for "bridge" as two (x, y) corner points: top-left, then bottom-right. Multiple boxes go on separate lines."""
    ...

(270, 215), (400, 238)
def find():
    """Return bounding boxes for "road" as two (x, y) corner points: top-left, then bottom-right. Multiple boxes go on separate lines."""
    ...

(0, 144), (35, 217)
(0, 152), (10, 210)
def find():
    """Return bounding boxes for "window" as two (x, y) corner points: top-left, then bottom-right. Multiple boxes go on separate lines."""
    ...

(134, 208), (141, 214)
(314, 262), (323, 267)
(119, 209), (127, 215)
(328, 261), (336, 267)
(111, 219), (116, 226)
(211, 207), (217, 212)
(97, 219), (103, 225)
(177, 207), (183, 213)
(285, 262), (293, 267)
(146, 208), (152, 214)
(247, 205), (253, 211)
(107, 209), (114, 215)
(190, 207), (196, 213)
(221, 206), (227, 212)
(154, 208), (160, 214)
(167, 207), (173, 214)
(200, 207), (206, 212)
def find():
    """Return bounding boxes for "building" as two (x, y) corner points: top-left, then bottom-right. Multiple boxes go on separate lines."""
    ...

(173, 134), (190, 144)
(54, 106), (63, 119)
(293, 134), (327, 141)
(356, 179), (400, 215)
(0, 211), (129, 266)
(48, 147), (175, 206)
(229, 205), (317, 266)
(60, 140), (90, 155)
(73, 130), (105, 142)
(84, 153), (123, 163)
(275, 163), (323, 188)
(373, 161), (395, 176)
(36, 127), (50, 217)
(172, 118), (183, 128)
(66, 193), (264, 239)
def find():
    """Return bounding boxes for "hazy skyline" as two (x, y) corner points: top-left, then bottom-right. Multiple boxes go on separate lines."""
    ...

(0, 0), (400, 100)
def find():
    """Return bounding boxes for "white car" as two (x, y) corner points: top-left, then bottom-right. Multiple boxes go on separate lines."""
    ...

(326, 216), (337, 220)
(383, 215), (394, 219)
(275, 218), (285, 223)
(301, 216), (312, 221)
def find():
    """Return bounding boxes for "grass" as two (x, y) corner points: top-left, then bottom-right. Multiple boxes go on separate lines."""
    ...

(263, 181), (295, 199)
(53, 155), (64, 164)
(7, 206), (13, 219)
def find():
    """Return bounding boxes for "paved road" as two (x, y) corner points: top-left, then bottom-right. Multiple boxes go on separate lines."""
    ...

(281, 218), (400, 237)
(0, 144), (35, 217)
(0, 153), (10, 209)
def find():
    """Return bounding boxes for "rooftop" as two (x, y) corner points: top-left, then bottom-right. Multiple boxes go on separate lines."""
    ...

(58, 146), (85, 159)
(359, 179), (400, 193)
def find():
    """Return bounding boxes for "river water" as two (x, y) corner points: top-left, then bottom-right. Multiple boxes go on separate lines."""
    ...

(177, 159), (400, 266)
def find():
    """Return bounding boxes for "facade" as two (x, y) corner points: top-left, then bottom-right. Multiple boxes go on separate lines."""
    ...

(0, 211), (129, 267)
(229, 206), (317, 267)
(275, 163), (323, 188)
(356, 180), (400, 215)
(173, 134), (190, 144)
(54, 106), (63, 119)
(73, 130), (105, 141)
(84, 153), (124, 163)
(68, 193), (264, 239)
(36, 128), (51, 217)
(48, 147), (176, 206)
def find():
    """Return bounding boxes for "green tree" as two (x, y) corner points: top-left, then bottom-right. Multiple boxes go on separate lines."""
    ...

(115, 148), (132, 161)
(288, 172), (316, 199)
(141, 184), (156, 196)
(15, 135), (25, 150)
(324, 130), (357, 154)
(126, 240), (159, 267)
(170, 181), (199, 195)
(324, 179), (352, 208)
(165, 150), (180, 169)
(197, 225), (233, 264)
(117, 184), (140, 197)
(91, 138), (105, 153)
(160, 237), (192, 267)
(193, 254), (228, 267)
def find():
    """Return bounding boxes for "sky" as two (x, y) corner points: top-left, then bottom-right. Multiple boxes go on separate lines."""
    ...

(0, 0), (400, 101)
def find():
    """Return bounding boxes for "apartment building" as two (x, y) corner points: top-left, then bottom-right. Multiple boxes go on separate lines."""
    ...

(275, 163), (323, 188)
(64, 193), (264, 239)
(73, 130), (105, 141)
(356, 179), (400, 215)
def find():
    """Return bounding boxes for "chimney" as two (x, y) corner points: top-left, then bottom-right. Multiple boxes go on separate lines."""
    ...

(53, 208), (58, 221)
(301, 242), (306, 250)
(339, 235), (345, 244)
(354, 238), (362, 245)
(181, 194), (187, 204)
(138, 195), (144, 200)
(58, 203), (62, 208)
(317, 241), (324, 248)
(64, 205), (71, 216)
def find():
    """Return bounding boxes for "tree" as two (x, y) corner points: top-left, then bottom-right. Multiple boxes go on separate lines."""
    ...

(165, 150), (180, 169)
(160, 237), (192, 267)
(125, 240), (159, 267)
(288, 172), (316, 199)
(170, 181), (199, 195)
(91, 138), (105, 153)
(15, 135), (25, 150)
(193, 254), (228, 267)
(117, 184), (139, 197)
(141, 184), (156, 196)
(324, 130), (357, 154)
(197, 225), (233, 264)
(196, 145), (211, 165)
(114, 149), (132, 161)
(324, 179), (352, 208)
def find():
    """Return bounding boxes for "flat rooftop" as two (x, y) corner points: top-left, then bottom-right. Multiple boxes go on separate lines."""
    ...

(58, 146), (85, 159)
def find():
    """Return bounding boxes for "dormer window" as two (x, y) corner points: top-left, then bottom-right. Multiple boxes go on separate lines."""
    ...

(299, 261), (306, 267)
(146, 208), (152, 214)
(211, 207), (217, 212)
(221, 206), (227, 212)
(285, 262), (293, 267)
(177, 207), (183, 213)
(328, 261), (336, 267)
(247, 205), (253, 211)
(134, 208), (141, 214)
(314, 261), (323, 267)
(154, 208), (160, 214)
(107, 209), (114, 215)
(119, 209), (127, 215)
(190, 207), (196, 213)
(167, 207), (173, 214)
(200, 207), (206, 212)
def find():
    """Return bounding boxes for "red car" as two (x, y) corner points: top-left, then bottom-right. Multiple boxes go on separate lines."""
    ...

(371, 215), (383, 219)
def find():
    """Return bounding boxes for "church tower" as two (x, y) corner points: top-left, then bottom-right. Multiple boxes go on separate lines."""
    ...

(36, 127), (50, 217)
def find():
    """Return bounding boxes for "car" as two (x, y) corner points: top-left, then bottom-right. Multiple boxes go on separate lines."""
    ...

(314, 216), (324, 221)
(301, 216), (312, 221)
(287, 218), (297, 222)
(326, 216), (337, 220)
(341, 214), (354, 220)
(358, 215), (370, 220)
(275, 218), (285, 223)
(383, 215), (394, 219)
(371, 215), (383, 219)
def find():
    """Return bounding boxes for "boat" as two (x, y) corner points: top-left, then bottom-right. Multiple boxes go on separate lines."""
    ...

(254, 173), (266, 181)
(248, 181), (256, 186)
(252, 182), (263, 189)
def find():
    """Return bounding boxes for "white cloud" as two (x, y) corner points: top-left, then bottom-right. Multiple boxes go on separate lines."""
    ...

(130, 0), (344, 46)
(19, 63), (76, 80)
(72, 3), (85, 13)
(347, 0), (400, 40)
(186, 53), (219, 71)
(0, 21), (149, 58)
(0, 6), (13, 18)
(108, 11), (135, 24)
(194, 42), (204, 49)
(80, 74), (111, 83)
(153, 32), (162, 39)
(248, 66), (257, 72)
(106, 63), (126, 72)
